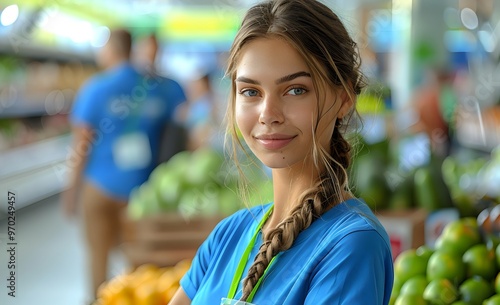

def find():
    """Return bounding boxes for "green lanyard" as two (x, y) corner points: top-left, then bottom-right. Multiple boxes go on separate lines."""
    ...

(227, 205), (276, 303)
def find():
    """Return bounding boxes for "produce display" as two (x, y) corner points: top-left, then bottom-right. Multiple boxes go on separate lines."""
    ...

(391, 217), (500, 305)
(127, 147), (274, 220)
(351, 134), (453, 213)
(351, 133), (499, 217)
(95, 260), (191, 305)
(442, 148), (500, 216)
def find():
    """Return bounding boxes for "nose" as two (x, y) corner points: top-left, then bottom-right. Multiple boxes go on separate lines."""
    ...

(259, 95), (284, 125)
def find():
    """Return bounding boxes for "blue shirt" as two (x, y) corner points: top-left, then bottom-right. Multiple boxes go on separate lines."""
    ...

(180, 199), (394, 305)
(70, 63), (186, 200)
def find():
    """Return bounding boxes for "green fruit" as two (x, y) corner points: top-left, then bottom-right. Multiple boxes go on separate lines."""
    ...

(400, 275), (428, 296)
(164, 150), (191, 175)
(186, 148), (224, 186)
(388, 172), (415, 210)
(156, 171), (185, 210)
(389, 292), (398, 305)
(495, 244), (500, 270)
(128, 182), (162, 220)
(177, 190), (218, 218)
(427, 250), (465, 285)
(414, 167), (441, 212)
(484, 294), (500, 305)
(351, 153), (389, 210)
(423, 278), (459, 305)
(435, 219), (481, 256)
(394, 249), (428, 285)
(416, 245), (434, 264)
(392, 277), (405, 297)
(442, 157), (459, 187)
(394, 293), (428, 305)
(494, 272), (500, 294)
(462, 244), (497, 281)
(459, 277), (494, 305)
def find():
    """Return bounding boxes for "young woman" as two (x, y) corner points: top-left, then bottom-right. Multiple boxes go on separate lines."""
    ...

(169, 0), (394, 304)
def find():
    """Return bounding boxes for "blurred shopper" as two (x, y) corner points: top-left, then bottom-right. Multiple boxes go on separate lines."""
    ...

(411, 67), (455, 156)
(133, 33), (190, 162)
(133, 33), (161, 74)
(175, 73), (219, 150)
(62, 29), (186, 301)
(169, 0), (393, 304)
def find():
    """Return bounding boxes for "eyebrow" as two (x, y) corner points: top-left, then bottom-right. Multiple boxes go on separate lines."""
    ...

(235, 71), (311, 85)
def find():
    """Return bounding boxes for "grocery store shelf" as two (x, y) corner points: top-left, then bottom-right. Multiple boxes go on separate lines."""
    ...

(0, 134), (71, 210)
(0, 102), (49, 118)
(0, 38), (95, 64)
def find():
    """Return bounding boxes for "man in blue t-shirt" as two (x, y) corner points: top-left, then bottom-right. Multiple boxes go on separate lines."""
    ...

(61, 29), (186, 300)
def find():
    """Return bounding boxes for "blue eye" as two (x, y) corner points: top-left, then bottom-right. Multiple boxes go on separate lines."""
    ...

(287, 87), (307, 96)
(241, 89), (259, 97)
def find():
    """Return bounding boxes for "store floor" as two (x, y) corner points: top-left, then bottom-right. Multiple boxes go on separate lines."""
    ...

(0, 194), (128, 305)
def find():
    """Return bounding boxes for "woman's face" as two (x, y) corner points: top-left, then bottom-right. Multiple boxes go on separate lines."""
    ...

(234, 37), (348, 170)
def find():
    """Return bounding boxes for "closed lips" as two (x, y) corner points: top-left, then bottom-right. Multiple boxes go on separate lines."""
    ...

(254, 134), (296, 149)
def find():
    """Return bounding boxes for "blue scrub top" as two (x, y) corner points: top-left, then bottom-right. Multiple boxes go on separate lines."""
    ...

(181, 199), (394, 305)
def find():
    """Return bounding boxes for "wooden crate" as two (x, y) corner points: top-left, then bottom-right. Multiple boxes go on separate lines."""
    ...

(121, 212), (223, 268)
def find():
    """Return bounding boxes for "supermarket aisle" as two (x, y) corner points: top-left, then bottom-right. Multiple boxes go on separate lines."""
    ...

(0, 194), (128, 305)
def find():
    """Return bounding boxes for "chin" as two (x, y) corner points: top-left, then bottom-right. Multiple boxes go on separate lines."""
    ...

(258, 156), (296, 169)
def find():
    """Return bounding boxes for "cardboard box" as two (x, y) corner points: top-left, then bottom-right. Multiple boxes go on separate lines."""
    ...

(375, 209), (427, 260)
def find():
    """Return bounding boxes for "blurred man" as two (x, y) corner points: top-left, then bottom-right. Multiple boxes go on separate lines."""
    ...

(62, 29), (186, 301)
(133, 33), (189, 162)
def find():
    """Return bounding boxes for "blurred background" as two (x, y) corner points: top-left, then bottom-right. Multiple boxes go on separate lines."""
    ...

(0, 0), (499, 304)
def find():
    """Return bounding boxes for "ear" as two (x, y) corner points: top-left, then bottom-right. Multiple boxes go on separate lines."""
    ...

(337, 90), (354, 119)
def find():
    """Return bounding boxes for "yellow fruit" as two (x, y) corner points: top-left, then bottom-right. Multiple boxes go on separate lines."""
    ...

(112, 293), (133, 305)
(132, 269), (160, 289)
(394, 249), (427, 285)
(459, 277), (494, 305)
(157, 268), (178, 293)
(134, 280), (162, 305)
(97, 274), (133, 304)
(427, 250), (466, 285)
(135, 263), (160, 274)
(173, 259), (192, 278)
(462, 244), (497, 281)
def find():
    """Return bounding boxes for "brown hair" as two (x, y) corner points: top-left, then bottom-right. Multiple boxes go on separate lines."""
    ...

(107, 29), (132, 59)
(224, 0), (365, 301)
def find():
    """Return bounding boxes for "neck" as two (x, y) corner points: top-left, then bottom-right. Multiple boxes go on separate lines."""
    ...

(262, 162), (352, 236)
(263, 164), (318, 235)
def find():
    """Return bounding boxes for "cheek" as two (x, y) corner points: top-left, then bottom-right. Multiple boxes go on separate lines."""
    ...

(316, 102), (339, 146)
(235, 103), (253, 139)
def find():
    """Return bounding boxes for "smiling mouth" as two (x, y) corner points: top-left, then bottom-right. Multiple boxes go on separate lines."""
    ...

(254, 135), (296, 150)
